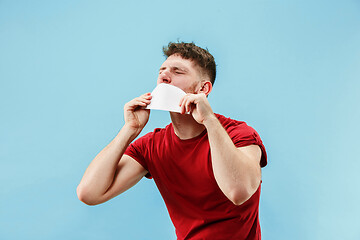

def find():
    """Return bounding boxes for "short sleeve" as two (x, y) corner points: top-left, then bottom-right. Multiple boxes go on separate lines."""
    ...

(223, 119), (268, 168)
(124, 133), (153, 178)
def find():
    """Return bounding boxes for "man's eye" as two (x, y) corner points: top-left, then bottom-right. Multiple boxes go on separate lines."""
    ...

(176, 72), (183, 74)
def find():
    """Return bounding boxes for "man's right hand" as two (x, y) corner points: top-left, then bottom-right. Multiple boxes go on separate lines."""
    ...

(77, 93), (151, 206)
(123, 93), (152, 135)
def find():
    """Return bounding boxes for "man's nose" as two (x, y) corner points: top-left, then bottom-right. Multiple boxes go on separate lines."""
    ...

(159, 71), (171, 84)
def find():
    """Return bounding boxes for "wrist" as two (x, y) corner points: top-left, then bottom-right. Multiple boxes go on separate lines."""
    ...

(203, 113), (219, 128)
(121, 124), (142, 141)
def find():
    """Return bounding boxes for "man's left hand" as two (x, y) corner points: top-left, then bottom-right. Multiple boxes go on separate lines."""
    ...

(179, 93), (216, 125)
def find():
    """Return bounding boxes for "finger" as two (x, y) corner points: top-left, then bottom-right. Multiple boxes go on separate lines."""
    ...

(184, 95), (195, 113)
(137, 94), (152, 103)
(179, 96), (187, 114)
(142, 92), (152, 99)
(127, 99), (149, 110)
(180, 95), (190, 114)
(138, 100), (148, 106)
(179, 95), (186, 107)
(137, 97), (151, 105)
(139, 93), (152, 101)
(138, 98), (152, 107)
(136, 93), (151, 104)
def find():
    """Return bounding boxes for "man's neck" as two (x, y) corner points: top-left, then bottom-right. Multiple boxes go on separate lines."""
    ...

(170, 112), (206, 140)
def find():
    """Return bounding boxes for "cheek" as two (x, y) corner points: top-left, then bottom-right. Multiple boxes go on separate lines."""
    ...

(175, 79), (189, 89)
(180, 82), (197, 93)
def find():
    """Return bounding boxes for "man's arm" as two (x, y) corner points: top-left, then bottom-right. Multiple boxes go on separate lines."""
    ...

(76, 93), (152, 205)
(180, 93), (262, 205)
(204, 118), (262, 205)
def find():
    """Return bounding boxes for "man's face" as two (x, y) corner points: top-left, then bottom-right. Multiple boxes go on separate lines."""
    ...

(157, 54), (204, 93)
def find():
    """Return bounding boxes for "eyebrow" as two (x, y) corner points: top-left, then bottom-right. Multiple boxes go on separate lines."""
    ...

(159, 66), (188, 72)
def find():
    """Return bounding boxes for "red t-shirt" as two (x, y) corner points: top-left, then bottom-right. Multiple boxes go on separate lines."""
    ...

(125, 114), (267, 240)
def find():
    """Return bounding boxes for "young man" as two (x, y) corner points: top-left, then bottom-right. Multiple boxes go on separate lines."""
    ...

(77, 42), (267, 239)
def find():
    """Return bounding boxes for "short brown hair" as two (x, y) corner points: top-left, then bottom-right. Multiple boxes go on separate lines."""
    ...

(162, 42), (216, 85)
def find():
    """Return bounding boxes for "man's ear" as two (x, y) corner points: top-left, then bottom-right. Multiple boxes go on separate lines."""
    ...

(198, 81), (213, 96)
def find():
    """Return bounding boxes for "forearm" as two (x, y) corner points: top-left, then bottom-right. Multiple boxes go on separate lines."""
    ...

(204, 116), (261, 205)
(77, 125), (138, 200)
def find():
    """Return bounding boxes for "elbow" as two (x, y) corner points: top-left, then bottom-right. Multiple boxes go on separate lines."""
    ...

(76, 185), (100, 206)
(228, 185), (258, 206)
(228, 190), (250, 206)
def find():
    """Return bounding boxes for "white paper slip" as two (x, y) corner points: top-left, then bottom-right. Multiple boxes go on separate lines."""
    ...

(145, 83), (187, 113)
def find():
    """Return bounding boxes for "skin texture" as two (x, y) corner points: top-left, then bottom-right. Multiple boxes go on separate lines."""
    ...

(77, 54), (262, 206)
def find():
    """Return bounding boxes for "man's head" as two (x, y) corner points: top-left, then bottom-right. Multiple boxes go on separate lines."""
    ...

(158, 42), (216, 95)
(163, 42), (216, 86)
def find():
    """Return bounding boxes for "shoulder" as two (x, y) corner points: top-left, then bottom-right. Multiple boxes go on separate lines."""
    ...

(135, 123), (172, 142)
(215, 113), (267, 167)
(215, 113), (261, 146)
(127, 124), (171, 156)
(215, 113), (251, 131)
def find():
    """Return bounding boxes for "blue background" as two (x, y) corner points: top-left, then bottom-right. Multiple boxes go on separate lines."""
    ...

(1, 1), (359, 239)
